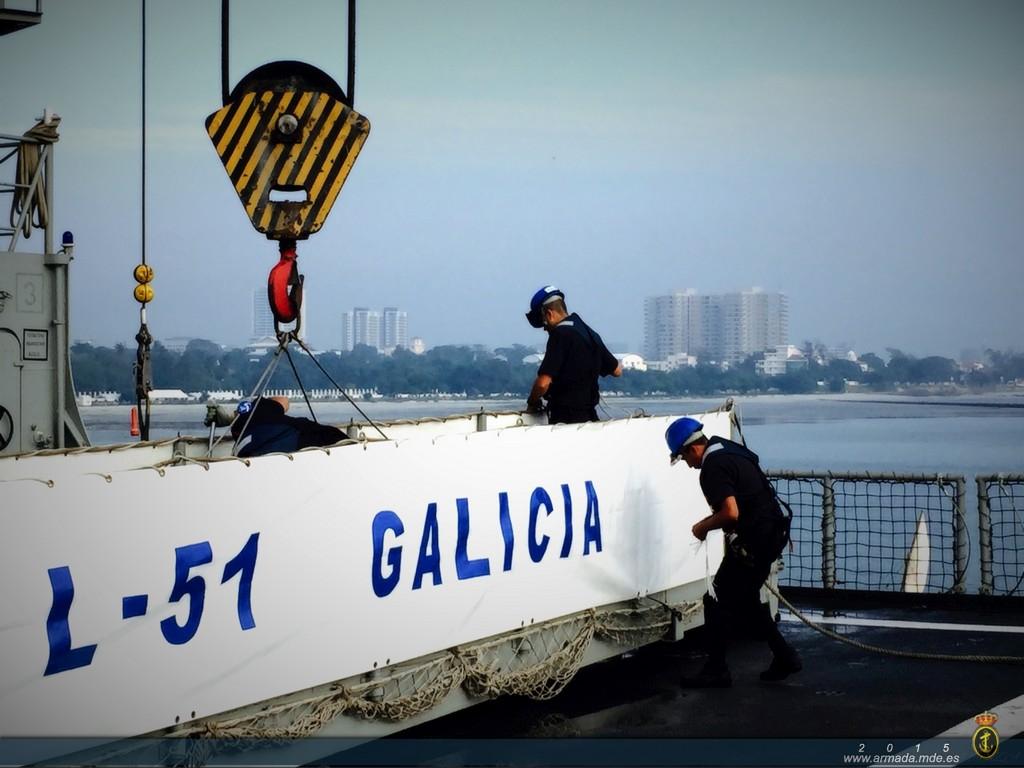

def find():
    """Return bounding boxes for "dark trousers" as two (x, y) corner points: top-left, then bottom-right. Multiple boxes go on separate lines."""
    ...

(548, 405), (598, 424)
(703, 548), (793, 670)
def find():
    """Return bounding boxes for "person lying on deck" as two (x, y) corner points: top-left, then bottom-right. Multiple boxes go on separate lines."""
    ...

(231, 396), (344, 458)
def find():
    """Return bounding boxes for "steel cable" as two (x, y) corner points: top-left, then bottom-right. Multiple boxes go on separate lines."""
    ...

(767, 582), (1024, 664)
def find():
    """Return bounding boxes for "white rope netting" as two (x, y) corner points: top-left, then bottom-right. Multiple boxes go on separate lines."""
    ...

(176, 599), (697, 747)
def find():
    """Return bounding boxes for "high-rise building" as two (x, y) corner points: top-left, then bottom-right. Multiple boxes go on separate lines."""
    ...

(341, 307), (381, 351)
(252, 288), (275, 340)
(643, 288), (788, 364)
(643, 290), (704, 362)
(340, 311), (354, 351)
(340, 306), (409, 352)
(252, 287), (307, 341)
(381, 307), (408, 352)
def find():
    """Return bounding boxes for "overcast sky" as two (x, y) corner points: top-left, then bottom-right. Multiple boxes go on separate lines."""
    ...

(2, 0), (1022, 357)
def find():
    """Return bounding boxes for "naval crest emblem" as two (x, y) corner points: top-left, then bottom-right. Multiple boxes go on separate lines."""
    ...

(972, 711), (999, 760)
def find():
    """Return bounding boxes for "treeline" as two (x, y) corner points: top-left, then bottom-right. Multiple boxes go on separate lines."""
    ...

(70, 341), (540, 399)
(70, 341), (1024, 401)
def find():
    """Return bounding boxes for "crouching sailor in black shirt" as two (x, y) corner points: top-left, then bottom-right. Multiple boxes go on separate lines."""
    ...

(524, 285), (622, 424)
(666, 417), (801, 687)
(232, 397), (345, 458)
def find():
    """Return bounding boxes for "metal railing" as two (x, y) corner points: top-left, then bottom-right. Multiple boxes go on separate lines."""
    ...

(977, 474), (1024, 596)
(769, 470), (969, 594)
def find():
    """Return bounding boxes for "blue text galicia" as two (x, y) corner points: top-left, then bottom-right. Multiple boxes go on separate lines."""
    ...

(371, 481), (603, 597)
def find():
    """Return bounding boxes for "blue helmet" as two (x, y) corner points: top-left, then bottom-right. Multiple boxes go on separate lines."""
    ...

(665, 417), (705, 463)
(525, 285), (565, 328)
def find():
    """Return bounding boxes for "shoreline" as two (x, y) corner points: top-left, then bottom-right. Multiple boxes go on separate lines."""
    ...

(74, 388), (1024, 408)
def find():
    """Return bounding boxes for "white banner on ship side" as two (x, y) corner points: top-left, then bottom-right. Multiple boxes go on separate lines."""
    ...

(0, 411), (729, 737)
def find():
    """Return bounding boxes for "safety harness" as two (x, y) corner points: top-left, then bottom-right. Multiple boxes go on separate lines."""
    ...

(706, 437), (794, 560)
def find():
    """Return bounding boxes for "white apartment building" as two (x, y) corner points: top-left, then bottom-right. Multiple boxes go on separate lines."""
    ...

(644, 288), (788, 365)
(643, 290), (705, 363)
(341, 308), (381, 351)
(340, 306), (410, 352)
(252, 288), (275, 340)
(382, 307), (409, 353)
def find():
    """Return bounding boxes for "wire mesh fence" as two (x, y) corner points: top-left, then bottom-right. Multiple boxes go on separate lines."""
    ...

(977, 474), (1024, 596)
(768, 471), (967, 594)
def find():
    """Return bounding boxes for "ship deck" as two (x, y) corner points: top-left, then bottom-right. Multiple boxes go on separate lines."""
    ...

(351, 592), (1024, 766)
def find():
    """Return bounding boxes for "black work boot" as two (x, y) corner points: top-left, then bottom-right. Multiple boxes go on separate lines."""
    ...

(680, 661), (732, 689)
(759, 651), (802, 682)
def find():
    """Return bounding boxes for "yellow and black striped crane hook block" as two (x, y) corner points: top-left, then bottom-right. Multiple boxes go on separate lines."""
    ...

(205, 61), (370, 241)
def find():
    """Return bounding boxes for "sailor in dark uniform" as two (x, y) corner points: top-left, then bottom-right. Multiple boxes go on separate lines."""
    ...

(524, 285), (622, 424)
(666, 417), (801, 687)
(232, 396), (344, 458)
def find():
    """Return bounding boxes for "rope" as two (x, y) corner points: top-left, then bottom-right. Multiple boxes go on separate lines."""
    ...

(141, 0), (147, 270)
(154, 454), (252, 469)
(207, 341), (287, 456)
(465, 633), (592, 701)
(227, 355), (285, 455)
(766, 581), (1024, 664)
(0, 436), (178, 460)
(164, 600), (691, 746)
(0, 476), (54, 487)
(208, 333), (384, 456)
(168, 455), (211, 471)
(291, 335), (388, 440)
(133, 0), (153, 442)
(283, 344), (317, 422)
(10, 119), (58, 239)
